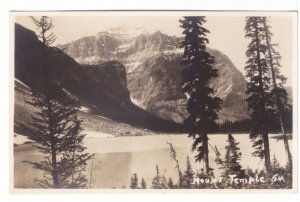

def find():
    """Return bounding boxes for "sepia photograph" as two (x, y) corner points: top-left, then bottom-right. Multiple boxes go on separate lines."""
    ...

(11, 11), (297, 192)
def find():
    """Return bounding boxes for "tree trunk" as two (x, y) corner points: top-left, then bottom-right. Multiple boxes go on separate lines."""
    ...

(278, 114), (293, 167)
(262, 18), (292, 168)
(203, 134), (210, 175)
(51, 144), (59, 188)
(254, 18), (272, 174)
(41, 25), (60, 188)
(48, 99), (60, 188)
(50, 124), (60, 188)
(263, 132), (272, 174)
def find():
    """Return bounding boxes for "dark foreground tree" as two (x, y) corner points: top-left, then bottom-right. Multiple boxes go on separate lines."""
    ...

(244, 16), (273, 174)
(179, 16), (222, 175)
(262, 17), (292, 168)
(23, 16), (93, 188)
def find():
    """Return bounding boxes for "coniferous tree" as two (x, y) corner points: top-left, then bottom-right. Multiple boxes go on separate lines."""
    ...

(262, 17), (292, 167)
(271, 155), (281, 171)
(244, 16), (273, 174)
(151, 165), (160, 189)
(182, 156), (194, 188)
(224, 134), (242, 176)
(23, 16), (93, 188)
(151, 164), (167, 189)
(130, 173), (139, 189)
(140, 177), (147, 189)
(179, 16), (222, 175)
(218, 119), (253, 134)
(61, 114), (94, 188)
(215, 134), (242, 177)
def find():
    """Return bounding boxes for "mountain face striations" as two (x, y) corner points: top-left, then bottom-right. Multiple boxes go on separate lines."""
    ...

(58, 27), (250, 123)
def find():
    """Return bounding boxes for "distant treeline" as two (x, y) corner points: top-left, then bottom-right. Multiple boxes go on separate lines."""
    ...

(162, 106), (293, 134)
(217, 108), (292, 134)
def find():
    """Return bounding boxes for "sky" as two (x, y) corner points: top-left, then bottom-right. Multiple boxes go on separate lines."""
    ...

(15, 12), (296, 86)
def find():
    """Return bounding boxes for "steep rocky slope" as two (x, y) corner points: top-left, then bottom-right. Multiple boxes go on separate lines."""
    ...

(14, 24), (182, 132)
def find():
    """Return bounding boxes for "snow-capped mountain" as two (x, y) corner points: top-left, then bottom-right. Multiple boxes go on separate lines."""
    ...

(58, 26), (250, 123)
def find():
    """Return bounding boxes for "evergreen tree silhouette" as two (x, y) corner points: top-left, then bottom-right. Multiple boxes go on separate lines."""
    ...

(179, 16), (222, 175)
(215, 134), (242, 178)
(130, 173), (139, 189)
(244, 16), (273, 173)
(224, 134), (242, 175)
(262, 17), (292, 167)
(22, 16), (93, 188)
(140, 177), (147, 189)
(182, 156), (195, 188)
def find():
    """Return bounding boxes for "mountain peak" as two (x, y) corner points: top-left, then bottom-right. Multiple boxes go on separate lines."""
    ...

(96, 25), (157, 39)
(58, 29), (250, 123)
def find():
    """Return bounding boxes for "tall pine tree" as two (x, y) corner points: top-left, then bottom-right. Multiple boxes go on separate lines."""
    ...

(179, 16), (222, 175)
(23, 16), (93, 188)
(244, 16), (273, 174)
(262, 17), (292, 167)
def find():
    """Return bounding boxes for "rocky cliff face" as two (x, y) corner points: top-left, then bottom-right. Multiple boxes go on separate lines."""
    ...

(83, 61), (129, 101)
(58, 27), (250, 123)
(15, 24), (182, 132)
(60, 33), (121, 64)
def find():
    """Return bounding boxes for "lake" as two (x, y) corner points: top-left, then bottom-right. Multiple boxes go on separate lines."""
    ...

(14, 133), (292, 188)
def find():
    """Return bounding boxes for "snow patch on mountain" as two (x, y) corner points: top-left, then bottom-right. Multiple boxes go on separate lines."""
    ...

(126, 61), (143, 73)
(130, 95), (145, 109)
(163, 48), (183, 55)
(107, 25), (156, 38)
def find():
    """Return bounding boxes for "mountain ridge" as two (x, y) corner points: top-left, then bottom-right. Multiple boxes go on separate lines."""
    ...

(58, 27), (250, 123)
